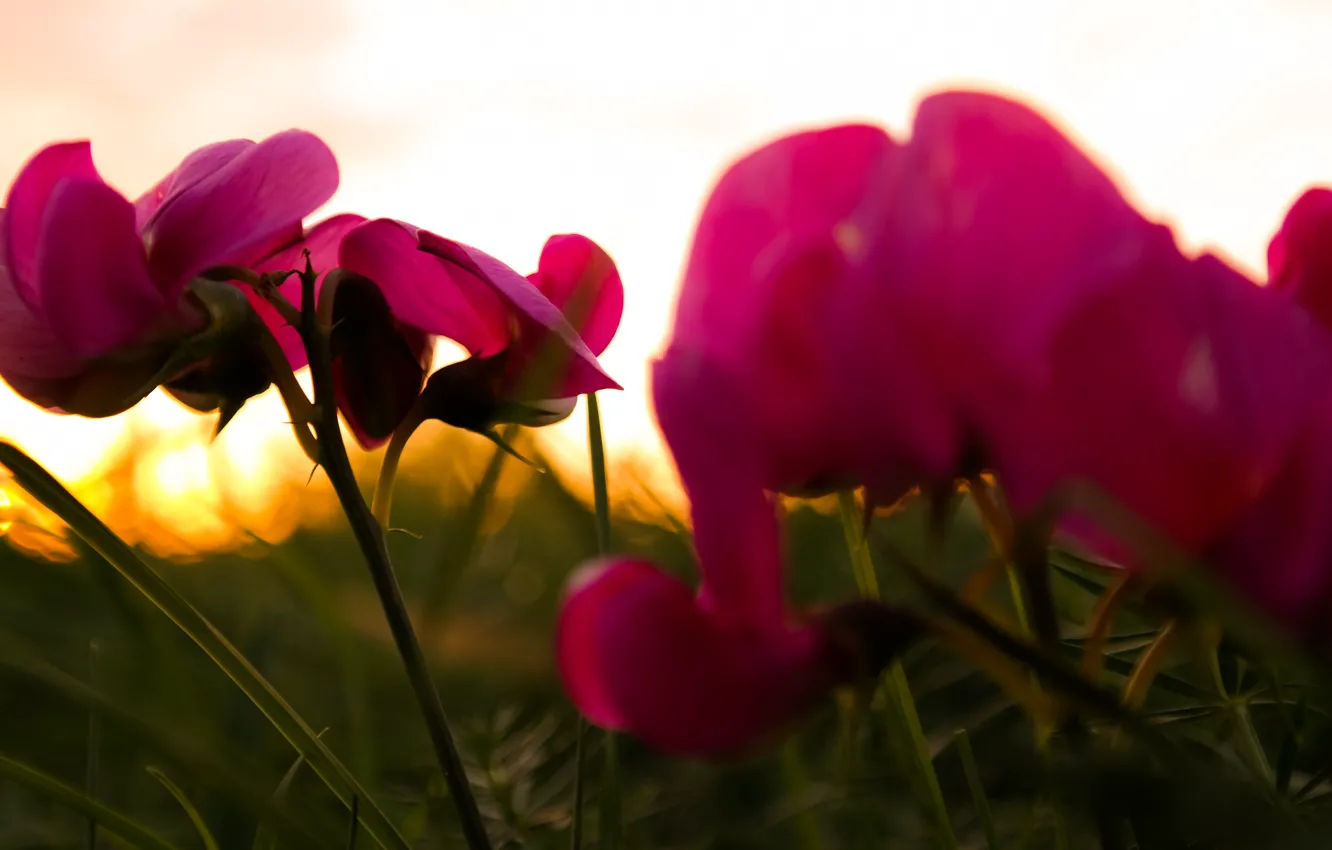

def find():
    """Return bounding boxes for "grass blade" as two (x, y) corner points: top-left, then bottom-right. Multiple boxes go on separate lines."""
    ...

(954, 729), (1000, 850)
(585, 394), (621, 850)
(838, 491), (956, 850)
(145, 767), (220, 850)
(0, 442), (410, 850)
(0, 754), (182, 850)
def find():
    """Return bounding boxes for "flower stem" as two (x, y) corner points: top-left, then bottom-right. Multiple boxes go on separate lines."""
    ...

(837, 491), (956, 850)
(370, 404), (424, 528)
(301, 266), (492, 850)
(583, 393), (620, 850)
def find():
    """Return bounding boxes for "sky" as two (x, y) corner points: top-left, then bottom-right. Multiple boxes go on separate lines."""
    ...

(2, 0), (1331, 549)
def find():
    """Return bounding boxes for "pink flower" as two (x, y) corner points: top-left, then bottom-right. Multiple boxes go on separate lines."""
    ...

(0, 132), (339, 417)
(330, 219), (622, 448)
(1205, 389), (1332, 645)
(557, 371), (841, 755)
(1268, 187), (1332, 329)
(989, 246), (1330, 560)
(665, 122), (951, 501)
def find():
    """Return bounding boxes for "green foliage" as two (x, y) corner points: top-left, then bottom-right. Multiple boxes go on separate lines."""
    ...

(1, 429), (1332, 849)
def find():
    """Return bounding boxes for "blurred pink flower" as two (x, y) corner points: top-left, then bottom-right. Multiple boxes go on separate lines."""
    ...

(664, 122), (950, 501)
(1268, 187), (1332, 329)
(990, 246), (1330, 559)
(0, 131), (339, 416)
(556, 367), (838, 755)
(331, 219), (622, 448)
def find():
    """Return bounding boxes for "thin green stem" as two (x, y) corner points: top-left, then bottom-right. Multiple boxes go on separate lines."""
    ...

(584, 393), (620, 850)
(302, 267), (492, 850)
(954, 729), (1000, 850)
(370, 404), (424, 528)
(837, 491), (955, 850)
(587, 394), (612, 554)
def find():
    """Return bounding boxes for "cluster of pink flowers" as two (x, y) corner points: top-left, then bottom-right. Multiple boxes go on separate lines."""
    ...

(556, 91), (1332, 756)
(10, 90), (1332, 763)
(0, 131), (624, 443)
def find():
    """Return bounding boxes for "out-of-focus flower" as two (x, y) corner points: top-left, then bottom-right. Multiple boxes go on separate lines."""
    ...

(0, 132), (339, 417)
(1268, 187), (1332, 329)
(991, 245), (1330, 563)
(662, 122), (951, 502)
(557, 373), (918, 755)
(329, 220), (621, 448)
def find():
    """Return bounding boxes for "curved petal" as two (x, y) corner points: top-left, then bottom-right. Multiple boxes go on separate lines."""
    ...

(849, 90), (1150, 406)
(144, 129), (340, 296)
(330, 276), (432, 449)
(3, 141), (102, 311)
(37, 178), (164, 358)
(991, 245), (1330, 554)
(417, 229), (620, 393)
(1211, 391), (1332, 643)
(0, 241), (85, 408)
(674, 123), (893, 362)
(254, 213), (369, 368)
(134, 139), (254, 231)
(555, 557), (832, 756)
(652, 354), (787, 629)
(338, 219), (509, 357)
(528, 234), (624, 355)
(1268, 187), (1332, 329)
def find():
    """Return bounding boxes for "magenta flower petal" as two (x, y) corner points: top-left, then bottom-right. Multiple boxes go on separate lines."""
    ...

(36, 178), (163, 358)
(339, 219), (511, 357)
(0, 222), (85, 407)
(416, 229), (621, 395)
(844, 91), (1153, 433)
(3, 141), (102, 311)
(652, 355), (788, 629)
(1211, 391), (1332, 643)
(1268, 187), (1332, 329)
(556, 557), (832, 756)
(528, 234), (624, 356)
(144, 130), (339, 296)
(134, 139), (253, 231)
(991, 244), (1330, 553)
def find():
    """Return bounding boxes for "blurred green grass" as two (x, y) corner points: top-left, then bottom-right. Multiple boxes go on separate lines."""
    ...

(1, 426), (1331, 849)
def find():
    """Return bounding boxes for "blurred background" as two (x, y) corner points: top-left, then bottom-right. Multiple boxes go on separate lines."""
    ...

(3, 1), (1332, 847)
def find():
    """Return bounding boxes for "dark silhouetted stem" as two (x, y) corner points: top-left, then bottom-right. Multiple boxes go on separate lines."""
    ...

(301, 266), (491, 850)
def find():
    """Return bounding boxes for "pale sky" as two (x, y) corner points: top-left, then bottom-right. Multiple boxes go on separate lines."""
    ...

(2, 0), (1331, 547)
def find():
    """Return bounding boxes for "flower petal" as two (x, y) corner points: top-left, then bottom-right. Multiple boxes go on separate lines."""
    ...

(134, 139), (254, 231)
(652, 354), (787, 629)
(555, 557), (832, 756)
(330, 276), (432, 449)
(37, 178), (164, 358)
(417, 229), (621, 394)
(528, 234), (624, 356)
(3, 141), (102, 311)
(144, 130), (340, 296)
(0, 235), (85, 408)
(339, 219), (511, 356)
(1268, 187), (1332, 329)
